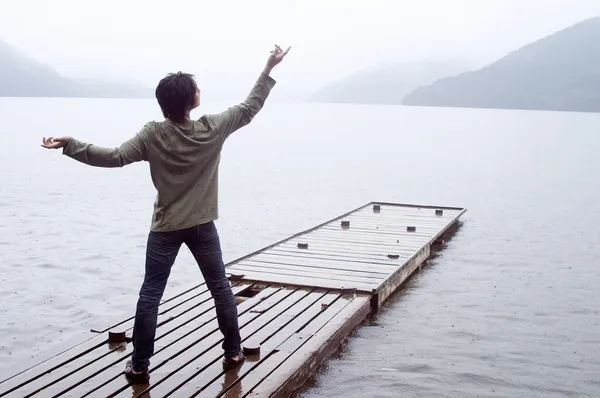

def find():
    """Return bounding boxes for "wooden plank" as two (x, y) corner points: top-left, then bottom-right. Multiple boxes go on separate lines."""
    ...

(307, 234), (433, 249)
(344, 213), (457, 224)
(295, 238), (428, 253)
(272, 241), (417, 257)
(336, 211), (454, 221)
(289, 239), (426, 255)
(173, 291), (340, 397)
(266, 246), (412, 262)
(133, 288), (312, 398)
(256, 251), (402, 270)
(186, 292), (349, 397)
(310, 228), (436, 241)
(326, 223), (450, 234)
(297, 231), (431, 249)
(321, 226), (444, 238)
(232, 261), (386, 282)
(76, 286), (285, 398)
(237, 261), (392, 281)
(225, 271), (374, 293)
(6, 284), (250, 398)
(235, 260), (395, 280)
(236, 256), (394, 275)
(222, 333), (311, 398)
(341, 219), (459, 230)
(345, 211), (458, 221)
(321, 224), (444, 235)
(349, 212), (461, 223)
(248, 295), (371, 398)
(227, 265), (381, 288)
(357, 202), (464, 213)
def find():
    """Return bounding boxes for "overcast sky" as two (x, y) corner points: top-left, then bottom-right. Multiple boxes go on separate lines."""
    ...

(2, 0), (600, 99)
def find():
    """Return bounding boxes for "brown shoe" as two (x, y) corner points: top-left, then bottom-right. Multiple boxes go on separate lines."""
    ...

(124, 360), (150, 384)
(222, 351), (245, 370)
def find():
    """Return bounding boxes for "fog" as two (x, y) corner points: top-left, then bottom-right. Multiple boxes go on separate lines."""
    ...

(1, 0), (600, 99)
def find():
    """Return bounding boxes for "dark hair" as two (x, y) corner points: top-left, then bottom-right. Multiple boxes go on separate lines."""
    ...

(155, 72), (197, 123)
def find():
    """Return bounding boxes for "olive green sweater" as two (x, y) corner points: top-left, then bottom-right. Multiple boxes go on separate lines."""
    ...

(63, 72), (276, 232)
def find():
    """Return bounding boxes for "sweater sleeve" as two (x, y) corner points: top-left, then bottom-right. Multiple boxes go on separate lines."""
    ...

(204, 73), (276, 139)
(62, 124), (151, 167)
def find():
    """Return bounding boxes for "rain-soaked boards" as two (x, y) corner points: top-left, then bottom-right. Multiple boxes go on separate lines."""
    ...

(0, 202), (465, 397)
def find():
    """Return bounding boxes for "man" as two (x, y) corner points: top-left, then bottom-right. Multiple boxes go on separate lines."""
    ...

(41, 44), (290, 383)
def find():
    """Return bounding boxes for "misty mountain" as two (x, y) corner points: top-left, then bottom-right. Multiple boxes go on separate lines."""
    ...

(0, 40), (152, 98)
(309, 61), (469, 105)
(403, 17), (600, 113)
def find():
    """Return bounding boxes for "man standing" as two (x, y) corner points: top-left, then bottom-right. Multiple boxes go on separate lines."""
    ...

(41, 45), (290, 383)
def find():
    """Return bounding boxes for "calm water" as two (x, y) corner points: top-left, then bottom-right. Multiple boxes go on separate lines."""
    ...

(1, 97), (599, 397)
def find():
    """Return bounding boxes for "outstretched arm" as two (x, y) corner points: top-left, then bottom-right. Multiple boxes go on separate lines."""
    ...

(41, 125), (150, 168)
(205, 45), (290, 139)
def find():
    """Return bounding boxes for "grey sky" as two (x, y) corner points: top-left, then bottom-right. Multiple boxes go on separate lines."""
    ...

(2, 0), (600, 99)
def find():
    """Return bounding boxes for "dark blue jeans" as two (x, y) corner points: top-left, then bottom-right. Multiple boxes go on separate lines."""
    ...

(130, 222), (240, 371)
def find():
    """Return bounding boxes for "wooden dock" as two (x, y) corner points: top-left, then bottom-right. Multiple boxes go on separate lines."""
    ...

(0, 202), (466, 397)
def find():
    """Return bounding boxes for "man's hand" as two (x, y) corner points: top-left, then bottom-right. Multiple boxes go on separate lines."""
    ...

(264, 44), (290, 74)
(41, 136), (70, 150)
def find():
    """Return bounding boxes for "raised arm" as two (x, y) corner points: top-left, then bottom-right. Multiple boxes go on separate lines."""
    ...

(41, 124), (151, 168)
(205, 45), (290, 139)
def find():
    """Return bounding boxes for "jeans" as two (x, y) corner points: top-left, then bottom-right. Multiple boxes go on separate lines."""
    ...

(130, 222), (240, 371)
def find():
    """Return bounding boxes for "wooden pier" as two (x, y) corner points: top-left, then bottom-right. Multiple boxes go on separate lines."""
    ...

(0, 202), (466, 397)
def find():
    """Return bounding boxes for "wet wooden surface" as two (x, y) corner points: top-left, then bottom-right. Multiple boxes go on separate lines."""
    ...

(0, 285), (369, 398)
(0, 202), (466, 397)
(227, 203), (465, 293)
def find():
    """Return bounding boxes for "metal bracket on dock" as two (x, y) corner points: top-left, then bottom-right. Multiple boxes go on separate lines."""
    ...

(108, 331), (128, 344)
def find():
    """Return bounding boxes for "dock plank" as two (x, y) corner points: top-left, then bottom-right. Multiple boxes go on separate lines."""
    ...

(294, 234), (429, 250)
(226, 270), (375, 292)
(131, 288), (311, 397)
(247, 295), (371, 398)
(77, 286), (284, 397)
(266, 246), (412, 262)
(194, 292), (348, 397)
(273, 241), (417, 257)
(250, 252), (401, 271)
(235, 261), (390, 280)
(168, 291), (340, 397)
(231, 263), (384, 283)
(308, 229), (434, 243)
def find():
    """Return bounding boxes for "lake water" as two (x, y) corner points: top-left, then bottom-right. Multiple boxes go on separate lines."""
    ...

(1, 97), (599, 397)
